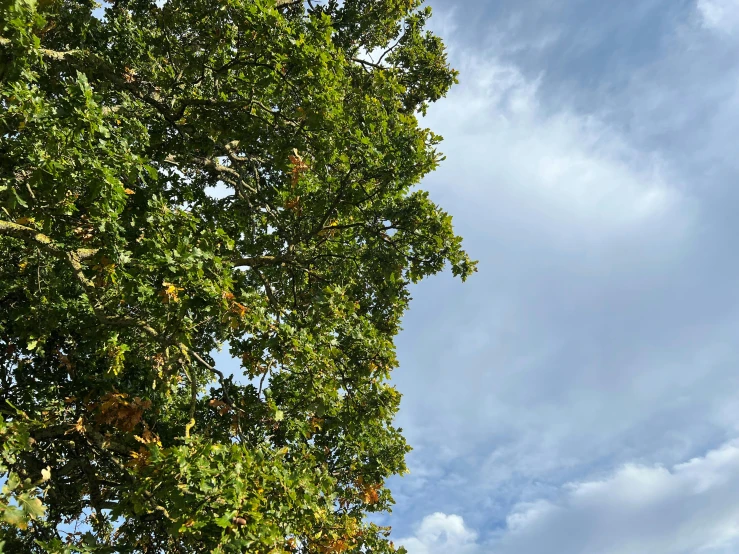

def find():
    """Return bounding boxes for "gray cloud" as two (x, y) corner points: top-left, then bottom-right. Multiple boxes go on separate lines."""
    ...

(399, 441), (739, 554)
(386, 0), (739, 542)
(495, 440), (739, 553)
(697, 0), (739, 33)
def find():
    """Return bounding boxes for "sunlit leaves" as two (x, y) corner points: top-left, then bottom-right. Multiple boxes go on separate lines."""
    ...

(0, 416), (47, 533)
(0, 0), (474, 551)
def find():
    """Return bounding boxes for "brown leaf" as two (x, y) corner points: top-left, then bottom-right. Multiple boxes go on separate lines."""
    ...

(209, 399), (231, 416)
(123, 67), (136, 83)
(95, 393), (151, 432)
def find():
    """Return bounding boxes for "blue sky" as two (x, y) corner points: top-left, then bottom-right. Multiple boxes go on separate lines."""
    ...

(373, 0), (739, 552)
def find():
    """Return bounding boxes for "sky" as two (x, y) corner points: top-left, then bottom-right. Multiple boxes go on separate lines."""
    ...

(375, 0), (739, 552)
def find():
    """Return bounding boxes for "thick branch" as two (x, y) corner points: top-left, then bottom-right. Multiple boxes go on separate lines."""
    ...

(0, 36), (82, 60)
(95, 312), (159, 339)
(222, 140), (265, 165)
(0, 220), (98, 261)
(0, 220), (161, 336)
(275, 0), (304, 8)
(350, 57), (388, 71)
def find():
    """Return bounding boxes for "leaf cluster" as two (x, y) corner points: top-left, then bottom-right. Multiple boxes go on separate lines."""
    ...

(0, 0), (475, 551)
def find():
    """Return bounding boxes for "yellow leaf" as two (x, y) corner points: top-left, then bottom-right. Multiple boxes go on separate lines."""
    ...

(69, 417), (85, 434)
(161, 281), (183, 303)
(41, 467), (51, 482)
(309, 417), (324, 432)
(134, 427), (160, 445)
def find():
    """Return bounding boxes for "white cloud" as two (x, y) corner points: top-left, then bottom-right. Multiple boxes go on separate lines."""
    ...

(494, 440), (739, 553)
(395, 513), (480, 554)
(424, 52), (686, 237)
(389, 3), (739, 542)
(400, 441), (739, 554)
(394, 39), (700, 491)
(698, 0), (739, 33)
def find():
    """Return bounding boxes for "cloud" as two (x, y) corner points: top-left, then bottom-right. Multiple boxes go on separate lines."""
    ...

(401, 441), (739, 554)
(392, 34), (701, 500)
(423, 52), (685, 235)
(387, 1), (739, 540)
(395, 513), (480, 554)
(493, 440), (739, 553)
(697, 0), (739, 33)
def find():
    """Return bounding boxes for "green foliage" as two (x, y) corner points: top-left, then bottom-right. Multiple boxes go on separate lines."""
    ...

(0, 0), (475, 551)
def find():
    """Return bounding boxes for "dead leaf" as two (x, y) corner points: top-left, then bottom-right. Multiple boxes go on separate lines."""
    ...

(285, 197), (301, 211)
(123, 66), (136, 83)
(209, 398), (231, 416)
(95, 393), (151, 432)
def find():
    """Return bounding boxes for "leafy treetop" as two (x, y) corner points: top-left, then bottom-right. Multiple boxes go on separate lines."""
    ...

(0, 0), (475, 552)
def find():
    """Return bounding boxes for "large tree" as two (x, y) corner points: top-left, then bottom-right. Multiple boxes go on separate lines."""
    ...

(0, 0), (475, 551)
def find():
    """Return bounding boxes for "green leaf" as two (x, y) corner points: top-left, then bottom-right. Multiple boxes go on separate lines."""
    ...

(1, 505), (25, 528)
(0, 0), (474, 550)
(18, 494), (46, 519)
(214, 512), (236, 529)
(5, 473), (20, 492)
(11, 188), (28, 208)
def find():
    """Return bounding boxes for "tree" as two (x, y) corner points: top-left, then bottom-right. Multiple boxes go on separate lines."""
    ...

(0, 0), (475, 551)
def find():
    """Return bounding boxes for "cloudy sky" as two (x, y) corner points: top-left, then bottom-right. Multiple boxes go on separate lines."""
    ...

(377, 0), (739, 552)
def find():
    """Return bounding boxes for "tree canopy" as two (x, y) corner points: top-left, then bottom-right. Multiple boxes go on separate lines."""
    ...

(0, 0), (474, 551)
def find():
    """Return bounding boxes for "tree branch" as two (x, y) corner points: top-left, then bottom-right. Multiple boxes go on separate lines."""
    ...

(0, 36), (82, 60)
(275, 0), (304, 8)
(232, 255), (290, 267)
(0, 220), (97, 261)
(165, 155), (257, 197)
(350, 58), (388, 71)
(0, 220), (161, 336)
